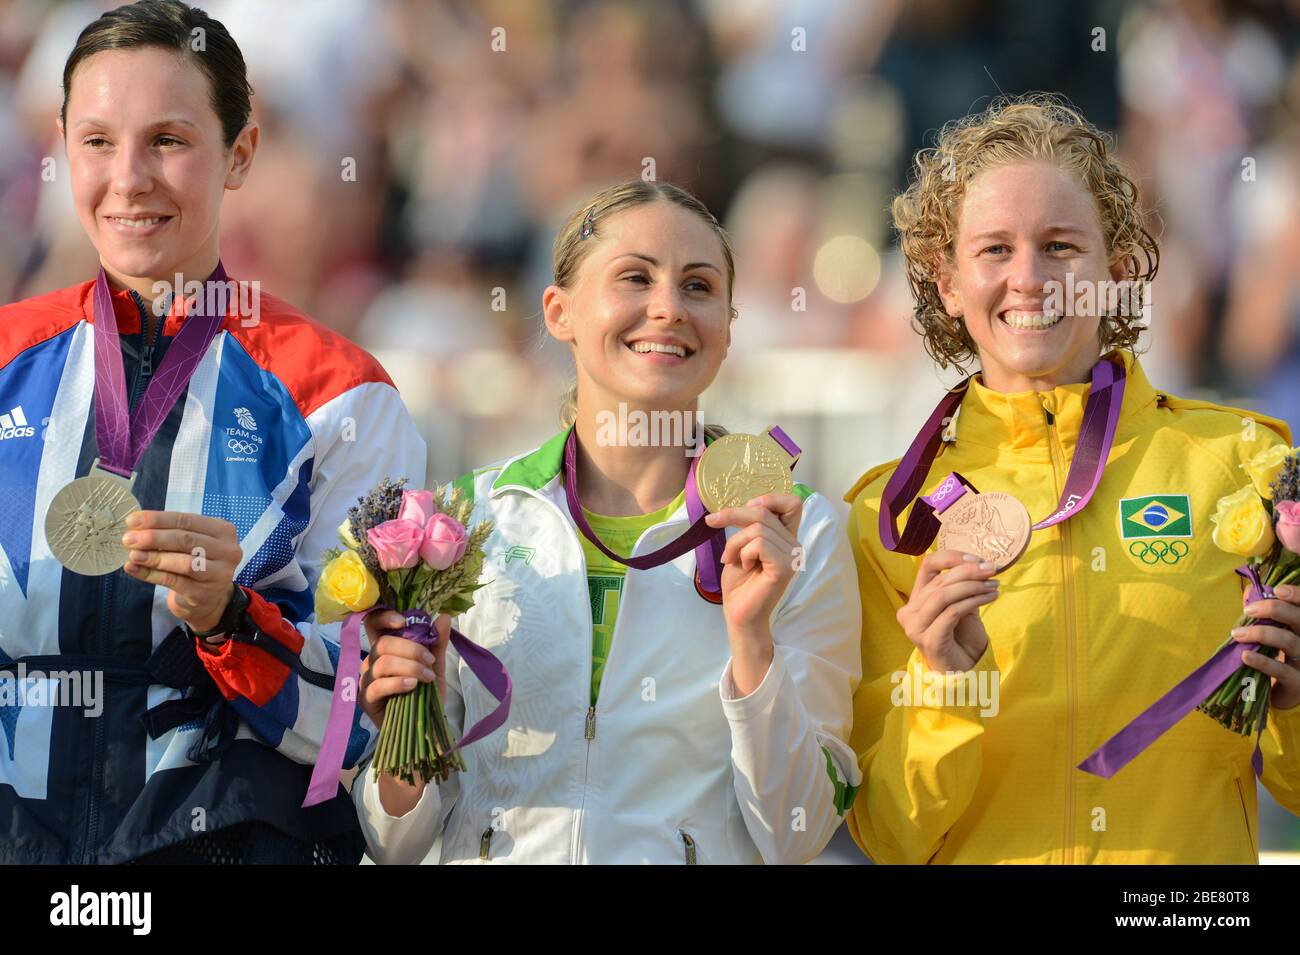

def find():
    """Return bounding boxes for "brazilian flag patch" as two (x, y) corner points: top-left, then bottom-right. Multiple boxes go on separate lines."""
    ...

(1119, 494), (1193, 539)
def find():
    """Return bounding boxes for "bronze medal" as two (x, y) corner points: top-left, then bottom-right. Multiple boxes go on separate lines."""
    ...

(935, 491), (1031, 571)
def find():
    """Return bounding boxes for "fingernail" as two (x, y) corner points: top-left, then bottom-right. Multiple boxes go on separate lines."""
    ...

(1231, 628), (1246, 640)
(121, 533), (137, 547)
(962, 554), (981, 562)
(402, 678), (417, 689)
(129, 550), (147, 563)
(985, 580), (999, 589)
(421, 668), (435, 681)
(422, 651), (435, 666)
(979, 562), (995, 571)
(1276, 584), (1295, 599)
(1244, 604), (1264, 617)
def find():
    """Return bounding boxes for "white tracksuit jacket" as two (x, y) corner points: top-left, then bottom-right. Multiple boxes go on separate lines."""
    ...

(353, 428), (862, 864)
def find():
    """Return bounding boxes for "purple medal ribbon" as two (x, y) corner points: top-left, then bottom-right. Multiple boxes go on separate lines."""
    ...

(92, 264), (231, 478)
(1079, 565), (1276, 779)
(879, 355), (1127, 553)
(303, 607), (513, 807)
(562, 425), (801, 596)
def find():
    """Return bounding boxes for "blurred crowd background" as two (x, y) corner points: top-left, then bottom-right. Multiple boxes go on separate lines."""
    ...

(2, 0), (1299, 861)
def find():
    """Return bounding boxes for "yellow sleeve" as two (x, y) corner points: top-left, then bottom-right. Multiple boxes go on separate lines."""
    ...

(1261, 705), (1300, 813)
(842, 471), (998, 864)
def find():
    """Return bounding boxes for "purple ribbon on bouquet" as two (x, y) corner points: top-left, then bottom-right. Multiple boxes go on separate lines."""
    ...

(1077, 565), (1278, 779)
(302, 607), (512, 807)
(562, 424), (801, 600)
(879, 355), (1127, 553)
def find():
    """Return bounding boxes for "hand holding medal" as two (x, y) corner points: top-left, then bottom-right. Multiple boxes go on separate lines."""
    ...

(705, 489), (803, 647)
(896, 550), (999, 672)
(121, 510), (244, 635)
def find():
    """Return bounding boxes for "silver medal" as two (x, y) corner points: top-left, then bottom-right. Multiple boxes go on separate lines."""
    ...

(45, 460), (140, 576)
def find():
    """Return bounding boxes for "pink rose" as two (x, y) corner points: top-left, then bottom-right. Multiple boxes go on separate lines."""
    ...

(399, 489), (437, 526)
(420, 513), (468, 570)
(367, 518), (425, 570)
(1276, 500), (1300, 554)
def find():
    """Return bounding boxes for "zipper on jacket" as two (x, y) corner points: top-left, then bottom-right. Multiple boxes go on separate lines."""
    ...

(570, 506), (598, 865)
(479, 826), (493, 860)
(134, 290), (161, 382)
(511, 482), (678, 862)
(78, 294), (156, 862)
(679, 829), (698, 864)
(1044, 402), (1079, 864)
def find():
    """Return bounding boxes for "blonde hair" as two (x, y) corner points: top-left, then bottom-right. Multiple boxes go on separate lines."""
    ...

(891, 93), (1160, 369)
(552, 179), (733, 440)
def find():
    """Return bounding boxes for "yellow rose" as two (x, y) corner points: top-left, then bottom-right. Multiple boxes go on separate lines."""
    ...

(1242, 444), (1296, 500)
(1210, 485), (1275, 558)
(337, 516), (361, 549)
(315, 550), (379, 623)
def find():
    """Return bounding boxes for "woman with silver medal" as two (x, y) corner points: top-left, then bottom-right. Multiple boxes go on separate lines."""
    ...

(0, 0), (425, 864)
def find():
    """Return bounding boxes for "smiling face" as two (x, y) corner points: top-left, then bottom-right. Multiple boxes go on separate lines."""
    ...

(935, 160), (1127, 392)
(543, 200), (733, 416)
(61, 46), (256, 295)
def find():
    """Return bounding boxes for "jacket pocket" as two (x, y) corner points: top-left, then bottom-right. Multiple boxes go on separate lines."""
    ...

(1232, 773), (1257, 856)
(678, 828), (698, 865)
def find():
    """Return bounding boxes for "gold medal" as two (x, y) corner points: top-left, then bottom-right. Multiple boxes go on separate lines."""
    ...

(695, 428), (795, 512)
(45, 460), (140, 576)
(935, 491), (1031, 571)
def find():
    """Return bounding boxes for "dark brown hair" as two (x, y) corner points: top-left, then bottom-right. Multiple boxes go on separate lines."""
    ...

(61, 0), (253, 149)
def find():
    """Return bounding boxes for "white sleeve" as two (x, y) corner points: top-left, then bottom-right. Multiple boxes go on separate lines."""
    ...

(720, 492), (863, 864)
(353, 624), (467, 864)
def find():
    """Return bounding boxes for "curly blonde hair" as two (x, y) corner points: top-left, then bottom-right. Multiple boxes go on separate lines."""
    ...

(892, 93), (1159, 369)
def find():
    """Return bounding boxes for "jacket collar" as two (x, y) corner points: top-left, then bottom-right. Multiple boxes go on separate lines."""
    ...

(952, 349), (1159, 452)
(79, 269), (240, 336)
(491, 426), (573, 495)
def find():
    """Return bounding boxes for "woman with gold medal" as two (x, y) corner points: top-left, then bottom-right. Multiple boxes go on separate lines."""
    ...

(844, 94), (1300, 864)
(352, 180), (862, 864)
(0, 0), (424, 863)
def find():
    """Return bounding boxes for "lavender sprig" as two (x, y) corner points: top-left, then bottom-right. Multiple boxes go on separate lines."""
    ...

(345, 477), (409, 578)
(1271, 455), (1300, 505)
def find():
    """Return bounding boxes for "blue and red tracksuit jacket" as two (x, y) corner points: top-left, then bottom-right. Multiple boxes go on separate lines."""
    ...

(0, 277), (426, 862)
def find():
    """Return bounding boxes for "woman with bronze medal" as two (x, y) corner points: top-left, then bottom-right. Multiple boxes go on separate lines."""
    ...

(844, 95), (1300, 863)
(0, 1), (425, 863)
(354, 180), (862, 863)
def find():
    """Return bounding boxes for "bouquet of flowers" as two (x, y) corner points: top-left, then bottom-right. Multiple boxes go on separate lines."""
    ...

(315, 478), (493, 784)
(1199, 446), (1300, 734)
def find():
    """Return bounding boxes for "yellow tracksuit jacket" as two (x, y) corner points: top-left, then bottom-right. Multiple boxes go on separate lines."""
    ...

(844, 349), (1300, 863)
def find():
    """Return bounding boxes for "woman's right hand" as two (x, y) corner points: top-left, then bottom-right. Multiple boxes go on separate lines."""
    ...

(358, 610), (447, 730)
(897, 550), (1000, 672)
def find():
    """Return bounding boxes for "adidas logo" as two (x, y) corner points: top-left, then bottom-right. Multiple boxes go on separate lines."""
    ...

(0, 406), (35, 441)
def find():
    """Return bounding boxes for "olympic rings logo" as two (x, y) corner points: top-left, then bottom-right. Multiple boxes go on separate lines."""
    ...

(227, 438), (258, 455)
(1128, 540), (1189, 565)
